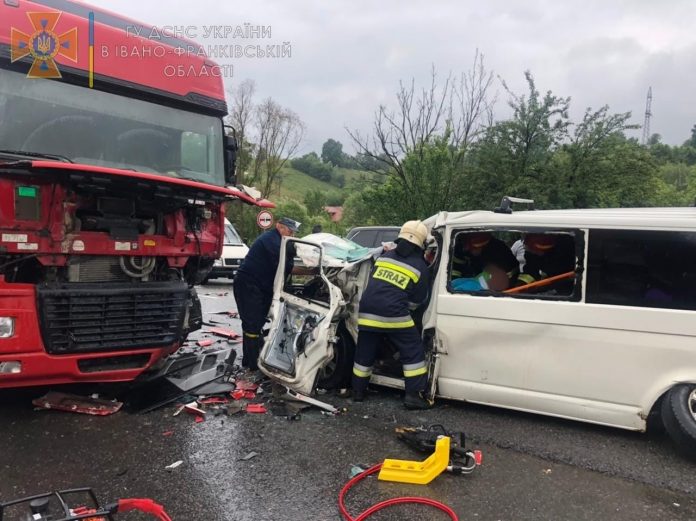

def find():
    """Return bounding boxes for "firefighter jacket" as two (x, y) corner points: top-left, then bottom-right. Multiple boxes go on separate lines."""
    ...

(358, 249), (430, 330)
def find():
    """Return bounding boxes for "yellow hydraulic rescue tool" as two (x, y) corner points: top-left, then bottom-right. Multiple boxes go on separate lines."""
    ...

(378, 435), (451, 485)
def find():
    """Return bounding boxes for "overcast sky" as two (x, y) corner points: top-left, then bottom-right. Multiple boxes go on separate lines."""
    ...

(90, 0), (696, 153)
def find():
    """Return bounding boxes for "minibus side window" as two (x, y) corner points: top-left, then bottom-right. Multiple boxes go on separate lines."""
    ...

(586, 229), (696, 311)
(447, 229), (583, 301)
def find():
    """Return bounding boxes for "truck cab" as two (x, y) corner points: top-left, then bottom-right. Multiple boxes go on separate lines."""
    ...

(0, 0), (271, 388)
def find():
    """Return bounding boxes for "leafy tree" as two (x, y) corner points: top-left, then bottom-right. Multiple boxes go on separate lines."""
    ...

(291, 152), (334, 182)
(321, 139), (344, 166)
(303, 189), (326, 216)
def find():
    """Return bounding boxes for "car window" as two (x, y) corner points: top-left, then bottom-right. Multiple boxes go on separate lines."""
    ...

(447, 228), (583, 301)
(224, 224), (244, 246)
(586, 229), (696, 311)
(376, 230), (399, 245)
(349, 230), (379, 248)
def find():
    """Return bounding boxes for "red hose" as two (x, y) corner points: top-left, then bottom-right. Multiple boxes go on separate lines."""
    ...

(117, 498), (173, 521)
(338, 463), (459, 521)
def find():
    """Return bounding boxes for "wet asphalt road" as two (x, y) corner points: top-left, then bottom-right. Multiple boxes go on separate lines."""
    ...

(2, 280), (696, 521)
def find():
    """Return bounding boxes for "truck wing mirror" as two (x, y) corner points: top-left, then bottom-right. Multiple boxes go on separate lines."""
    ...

(223, 127), (238, 186)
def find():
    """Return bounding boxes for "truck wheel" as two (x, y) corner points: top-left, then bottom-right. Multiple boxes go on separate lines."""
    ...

(661, 384), (696, 457)
(317, 325), (354, 390)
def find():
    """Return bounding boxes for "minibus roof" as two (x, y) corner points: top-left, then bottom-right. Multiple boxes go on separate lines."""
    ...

(427, 207), (696, 231)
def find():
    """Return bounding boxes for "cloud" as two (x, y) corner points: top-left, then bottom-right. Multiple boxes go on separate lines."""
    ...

(87, 0), (696, 149)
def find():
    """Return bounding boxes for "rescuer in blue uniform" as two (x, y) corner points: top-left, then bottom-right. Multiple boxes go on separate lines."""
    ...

(233, 217), (300, 370)
(351, 220), (433, 410)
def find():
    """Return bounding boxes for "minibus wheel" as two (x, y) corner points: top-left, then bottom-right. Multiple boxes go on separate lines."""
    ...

(317, 324), (355, 390)
(661, 384), (696, 457)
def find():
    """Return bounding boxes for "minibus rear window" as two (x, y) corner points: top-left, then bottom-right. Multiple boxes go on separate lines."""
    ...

(586, 229), (696, 311)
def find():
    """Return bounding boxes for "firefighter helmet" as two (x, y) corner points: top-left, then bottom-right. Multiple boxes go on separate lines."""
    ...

(398, 220), (428, 248)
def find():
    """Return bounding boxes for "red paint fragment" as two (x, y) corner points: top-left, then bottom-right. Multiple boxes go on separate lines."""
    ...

(231, 390), (256, 400)
(246, 403), (267, 414)
(197, 339), (214, 347)
(209, 327), (240, 339)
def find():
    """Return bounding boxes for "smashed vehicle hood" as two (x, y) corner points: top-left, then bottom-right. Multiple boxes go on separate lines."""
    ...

(296, 233), (378, 268)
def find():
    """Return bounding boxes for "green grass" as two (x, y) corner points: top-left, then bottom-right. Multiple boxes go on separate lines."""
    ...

(277, 166), (339, 202)
(275, 166), (382, 203)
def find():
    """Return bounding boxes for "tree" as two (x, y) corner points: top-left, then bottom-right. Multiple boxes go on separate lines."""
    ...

(321, 139), (344, 166)
(303, 189), (326, 216)
(226, 79), (256, 178)
(347, 51), (495, 218)
(249, 98), (305, 197)
(291, 152), (334, 182)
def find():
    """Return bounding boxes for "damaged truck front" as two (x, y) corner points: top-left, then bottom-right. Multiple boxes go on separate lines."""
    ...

(0, 1), (271, 388)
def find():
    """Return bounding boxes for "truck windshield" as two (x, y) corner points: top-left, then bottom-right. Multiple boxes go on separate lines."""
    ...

(225, 224), (244, 246)
(0, 69), (224, 186)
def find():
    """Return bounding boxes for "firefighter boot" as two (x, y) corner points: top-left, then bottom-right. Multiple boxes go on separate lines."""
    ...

(246, 335), (261, 371)
(404, 391), (434, 410)
(241, 333), (260, 369)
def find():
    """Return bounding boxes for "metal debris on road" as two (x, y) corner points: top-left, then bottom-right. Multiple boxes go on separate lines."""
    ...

(32, 392), (123, 416)
(241, 451), (259, 461)
(165, 460), (184, 471)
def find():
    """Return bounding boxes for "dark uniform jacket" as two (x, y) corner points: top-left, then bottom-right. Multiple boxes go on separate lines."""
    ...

(237, 229), (293, 297)
(358, 249), (429, 330)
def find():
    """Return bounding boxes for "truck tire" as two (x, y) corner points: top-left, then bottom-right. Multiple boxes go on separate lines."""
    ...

(317, 325), (354, 391)
(661, 384), (696, 458)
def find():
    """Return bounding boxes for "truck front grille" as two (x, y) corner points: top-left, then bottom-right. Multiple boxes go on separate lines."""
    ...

(37, 282), (189, 355)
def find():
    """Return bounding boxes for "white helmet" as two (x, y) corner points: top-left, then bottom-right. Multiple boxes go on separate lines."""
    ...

(398, 220), (428, 249)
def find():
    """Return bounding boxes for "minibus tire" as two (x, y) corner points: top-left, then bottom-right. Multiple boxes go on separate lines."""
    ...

(317, 324), (355, 390)
(661, 384), (696, 457)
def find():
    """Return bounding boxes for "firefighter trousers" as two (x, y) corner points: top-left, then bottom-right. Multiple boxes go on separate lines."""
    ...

(233, 272), (273, 369)
(351, 326), (428, 394)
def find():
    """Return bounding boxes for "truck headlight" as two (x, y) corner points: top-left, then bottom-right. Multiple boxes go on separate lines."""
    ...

(214, 259), (223, 266)
(0, 362), (21, 374)
(0, 317), (14, 338)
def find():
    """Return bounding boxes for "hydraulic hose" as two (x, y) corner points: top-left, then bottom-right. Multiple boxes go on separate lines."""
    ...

(109, 498), (173, 521)
(338, 463), (459, 521)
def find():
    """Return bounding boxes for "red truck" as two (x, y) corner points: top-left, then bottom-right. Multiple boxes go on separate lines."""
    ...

(0, 0), (271, 388)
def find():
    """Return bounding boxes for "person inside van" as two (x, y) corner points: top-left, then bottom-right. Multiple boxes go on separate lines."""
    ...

(517, 233), (576, 294)
(451, 232), (519, 287)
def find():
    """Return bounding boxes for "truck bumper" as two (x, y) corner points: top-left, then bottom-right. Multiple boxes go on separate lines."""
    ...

(0, 281), (180, 389)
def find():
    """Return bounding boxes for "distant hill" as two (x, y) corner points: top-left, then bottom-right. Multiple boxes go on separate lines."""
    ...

(275, 165), (380, 202)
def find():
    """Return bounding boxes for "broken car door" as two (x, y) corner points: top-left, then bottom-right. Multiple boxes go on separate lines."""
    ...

(258, 238), (343, 395)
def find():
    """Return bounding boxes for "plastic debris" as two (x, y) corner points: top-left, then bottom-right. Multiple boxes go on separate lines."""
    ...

(165, 461), (183, 471)
(33, 392), (122, 416)
(235, 380), (259, 391)
(350, 465), (368, 478)
(241, 451), (259, 461)
(231, 390), (256, 400)
(209, 327), (241, 340)
(197, 339), (214, 347)
(245, 404), (267, 414)
(184, 403), (206, 417)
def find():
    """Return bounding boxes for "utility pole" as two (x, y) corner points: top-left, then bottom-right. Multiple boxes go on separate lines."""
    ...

(642, 87), (653, 145)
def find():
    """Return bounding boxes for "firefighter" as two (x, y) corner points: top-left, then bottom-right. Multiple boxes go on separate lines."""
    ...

(233, 217), (300, 371)
(351, 220), (433, 410)
(451, 232), (518, 283)
(517, 233), (576, 293)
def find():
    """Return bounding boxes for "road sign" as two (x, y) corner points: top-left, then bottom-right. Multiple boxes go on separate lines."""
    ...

(257, 210), (273, 229)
